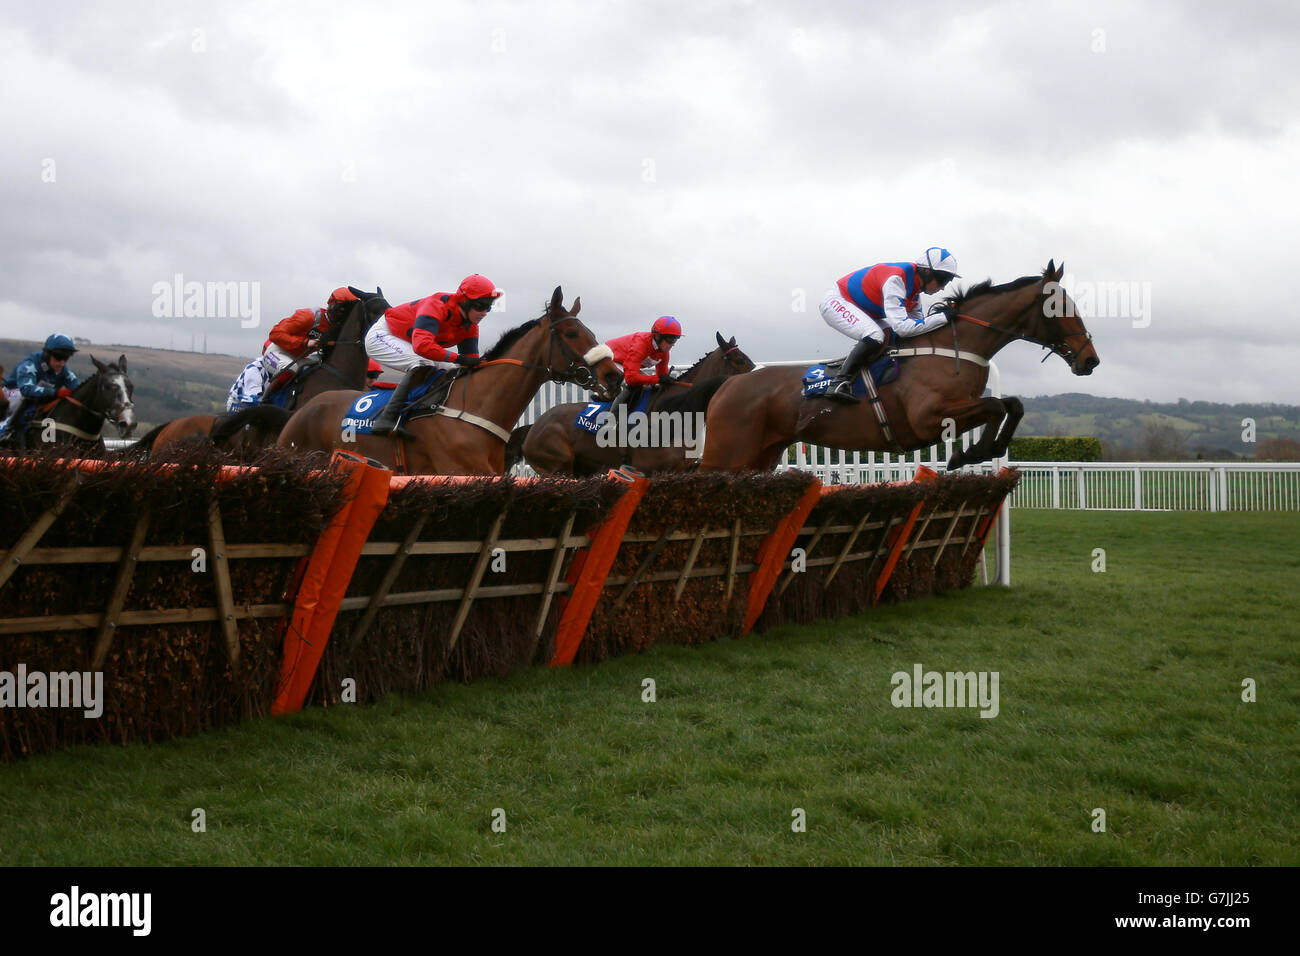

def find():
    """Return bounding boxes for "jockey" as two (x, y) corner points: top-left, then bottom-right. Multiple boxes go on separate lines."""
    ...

(0, 333), (81, 446)
(819, 247), (960, 403)
(605, 316), (682, 412)
(364, 274), (501, 438)
(225, 288), (358, 412)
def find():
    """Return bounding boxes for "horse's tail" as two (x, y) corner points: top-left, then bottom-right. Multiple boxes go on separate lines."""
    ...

(122, 421), (168, 458)
(505, 424), (532, 472)
(210, 405), (293, 446)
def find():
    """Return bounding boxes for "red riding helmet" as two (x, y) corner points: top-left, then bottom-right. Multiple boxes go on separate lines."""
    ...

(367, 359), (382, 374)
(457, 274), (502, 300)
(651, 316), (682, 337)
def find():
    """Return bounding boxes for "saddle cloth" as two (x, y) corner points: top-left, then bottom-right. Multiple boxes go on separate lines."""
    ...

(574, 390), (654, 433)
(802, 353), (899, 399)
(341, 374), (443, 435)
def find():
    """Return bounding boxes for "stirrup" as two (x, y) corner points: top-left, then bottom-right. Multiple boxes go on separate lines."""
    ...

(823, 379), (860, 404)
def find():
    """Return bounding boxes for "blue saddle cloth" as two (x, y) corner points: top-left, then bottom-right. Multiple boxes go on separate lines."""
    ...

(802, 337), (900, 399)
(574, 390), (653, 434)
(340, 375), (440, 436)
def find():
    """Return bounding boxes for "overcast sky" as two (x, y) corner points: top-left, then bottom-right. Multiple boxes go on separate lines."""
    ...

(3, 0), (1296, 403)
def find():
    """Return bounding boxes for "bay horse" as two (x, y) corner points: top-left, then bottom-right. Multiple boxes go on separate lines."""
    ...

(517, 332), (755, 476)
(0, 355), (136, 454)
(139, 292), (381, 458)
(699, 261), (1100, 472)
(276, 287), (624, 475)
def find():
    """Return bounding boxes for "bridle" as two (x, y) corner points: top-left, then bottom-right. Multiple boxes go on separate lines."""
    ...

(45, 368), (134, 440)
(471, 311), (611, 390)
(946, 281), (1094, 368)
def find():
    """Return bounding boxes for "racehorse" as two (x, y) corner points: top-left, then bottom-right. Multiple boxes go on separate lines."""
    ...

(0, 355), (136, 454)
(138, 292), (381, 458)
(276, 287), (624, 475)
(699, 261), (1100, 472)
(517, 332), (755, 476)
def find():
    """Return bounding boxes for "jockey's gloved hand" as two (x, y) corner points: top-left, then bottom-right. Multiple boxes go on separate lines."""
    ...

(660, 373), (676, 386)
(455, 354), (483, 368)
(56, 387), (73, 399)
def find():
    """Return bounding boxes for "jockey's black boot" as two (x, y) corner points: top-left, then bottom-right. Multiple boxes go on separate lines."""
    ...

(370, 365), (433, 440)
(824, 337), (887, 404)
(608, 384), (641, 414)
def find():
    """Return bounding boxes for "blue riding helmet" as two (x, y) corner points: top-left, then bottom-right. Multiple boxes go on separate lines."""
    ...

(43, 333), (77, 355)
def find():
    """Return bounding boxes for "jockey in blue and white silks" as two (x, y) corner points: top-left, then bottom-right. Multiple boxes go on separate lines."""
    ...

(818, 247), (961, 404)
(0, 333), (81, 442)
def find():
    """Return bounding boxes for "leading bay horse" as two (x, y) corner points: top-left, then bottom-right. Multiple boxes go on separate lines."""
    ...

(0, 355), (137, 455)
(699, 261), (1100, 472)
(276, 287), (624, 474)
(137, 290), (383, 458)
(517, 332), (756, 475)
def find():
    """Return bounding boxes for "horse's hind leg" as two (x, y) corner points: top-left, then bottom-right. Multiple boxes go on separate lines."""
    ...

(522, 423), (574, 476)
(944, 397), (1007, 470)
(988, 396), (1024, 460)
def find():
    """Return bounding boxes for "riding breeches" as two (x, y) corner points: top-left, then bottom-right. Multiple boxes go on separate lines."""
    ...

(819, 289), (949, 342)
(226, 359), (268, 412)
(365, 321), (455, 374)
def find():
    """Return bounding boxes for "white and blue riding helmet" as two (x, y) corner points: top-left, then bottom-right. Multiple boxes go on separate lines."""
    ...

(915, 247), (960, 279)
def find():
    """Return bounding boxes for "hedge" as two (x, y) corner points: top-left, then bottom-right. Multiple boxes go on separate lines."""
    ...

(1008, 436), (1102, 461)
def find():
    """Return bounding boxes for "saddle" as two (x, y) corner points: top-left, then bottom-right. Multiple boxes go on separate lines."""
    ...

(341, 368), (462, 435)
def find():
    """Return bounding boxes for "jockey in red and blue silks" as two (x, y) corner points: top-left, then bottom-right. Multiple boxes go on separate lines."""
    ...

(363, 273), (502, 438)
(606, 316), (682, 411)
(818, 247), (961, 404)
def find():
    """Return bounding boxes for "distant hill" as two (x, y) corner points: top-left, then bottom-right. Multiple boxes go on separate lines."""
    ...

(1017, 393), (1300, 460)
(1, 338), (245, 430)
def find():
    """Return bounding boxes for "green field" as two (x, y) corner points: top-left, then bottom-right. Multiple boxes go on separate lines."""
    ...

(1, 510), (1296, 866)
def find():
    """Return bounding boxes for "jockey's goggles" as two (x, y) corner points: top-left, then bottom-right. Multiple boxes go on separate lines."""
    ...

(654, 334), (679, 347)
(48, 350), (73, 361)
(465, 297), (495, 312)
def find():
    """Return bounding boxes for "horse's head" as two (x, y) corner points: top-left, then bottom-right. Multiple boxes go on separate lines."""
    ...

(1036, 261), (1101, 376)
(715, 332), (756, 375)
(90, 354), (137, 436)
(538, 286), (622, 400)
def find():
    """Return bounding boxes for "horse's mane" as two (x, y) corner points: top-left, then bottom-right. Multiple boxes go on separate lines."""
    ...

(678, 348), (718, 378)
(933, 271), (1044, 316)
(654, 375), (728, 416)
(483, 318), (542, 362)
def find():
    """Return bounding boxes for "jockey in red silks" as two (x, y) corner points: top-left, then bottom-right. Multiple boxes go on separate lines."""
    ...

(364, 273), (502, 438)
(819, 247), (960, 403)
(226, 288), (359, 411)
(365, 359), (395, 390)
(605, 316), (682, 411)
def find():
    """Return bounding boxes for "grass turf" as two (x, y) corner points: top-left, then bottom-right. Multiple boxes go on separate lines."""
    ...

(1, 509), (1296, 865)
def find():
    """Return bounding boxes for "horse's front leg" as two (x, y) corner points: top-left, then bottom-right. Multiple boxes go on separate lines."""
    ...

(988, 396), (1024, 459)
(931, 396), (1008, 470)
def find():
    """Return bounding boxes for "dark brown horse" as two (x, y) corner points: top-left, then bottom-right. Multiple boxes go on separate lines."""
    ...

(699, 261), (1100, 472)
(276, 287), (623, 475)
(517, 332), (755, 475)
(0, 355), (136, 455)
(138, 292), (381, 457)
